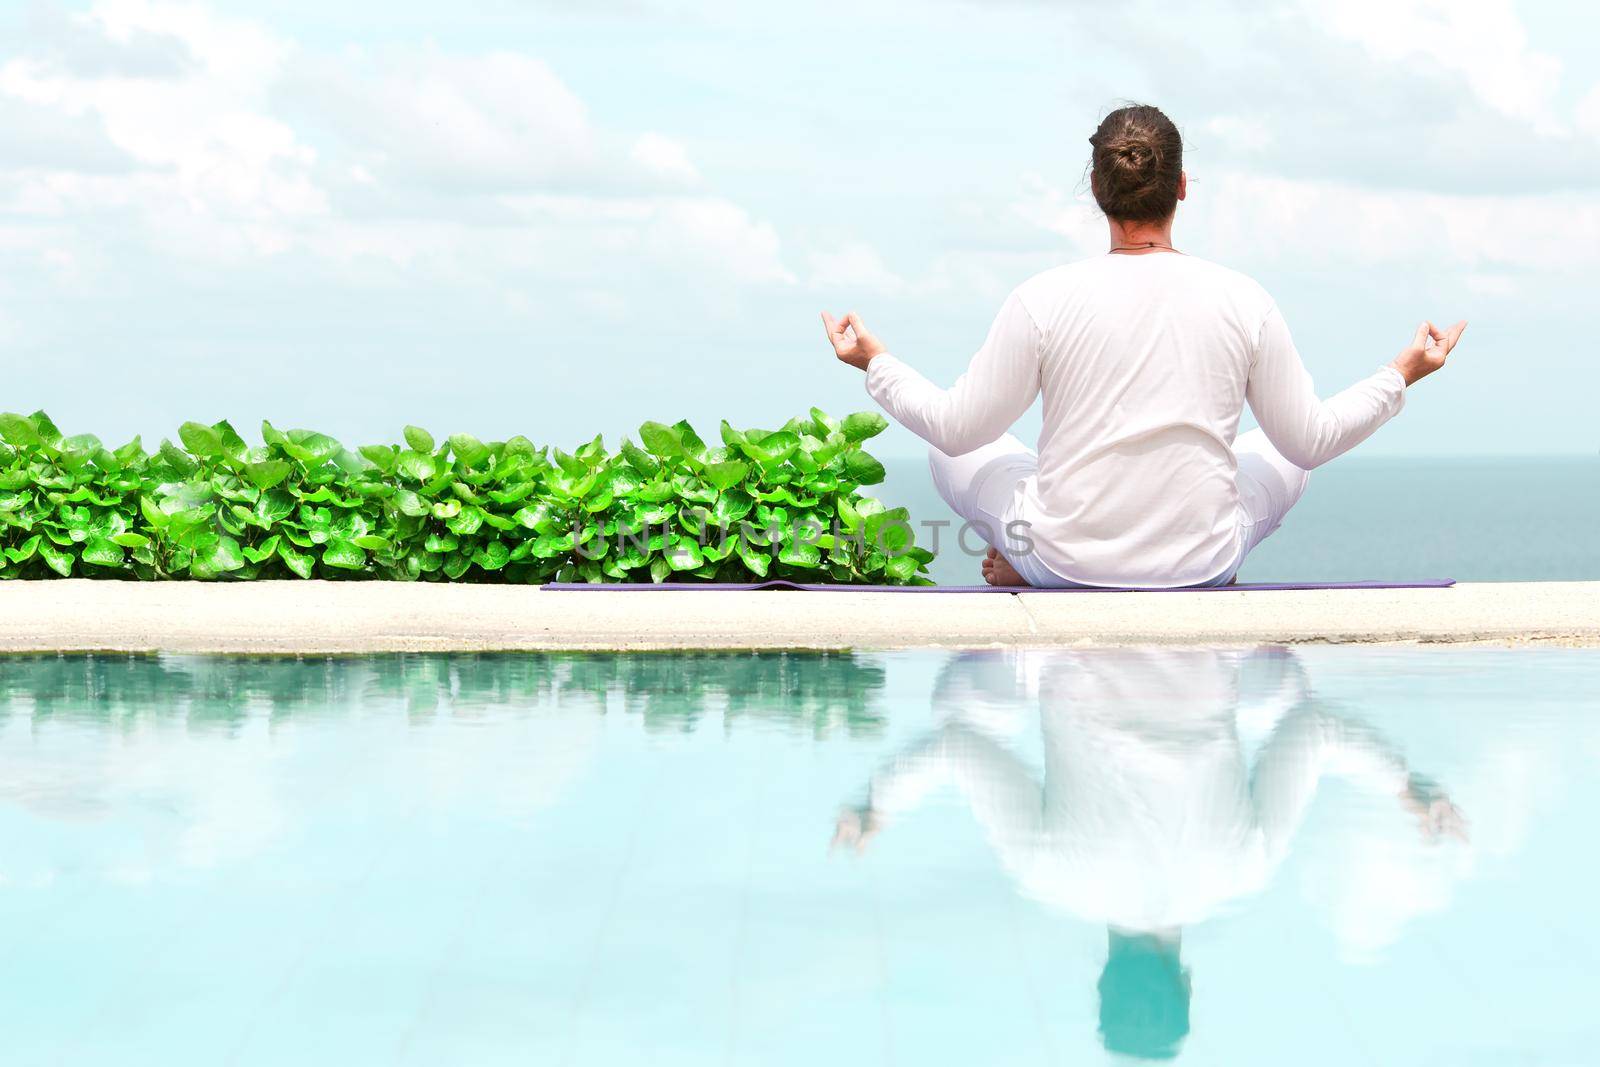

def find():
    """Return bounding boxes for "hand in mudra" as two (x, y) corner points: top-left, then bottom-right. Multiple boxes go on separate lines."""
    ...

(821, 310), (886, 371)
(1391, 320), (1467, 386)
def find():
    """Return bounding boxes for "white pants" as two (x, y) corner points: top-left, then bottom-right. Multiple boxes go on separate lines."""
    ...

(927, 429), (1310, 588)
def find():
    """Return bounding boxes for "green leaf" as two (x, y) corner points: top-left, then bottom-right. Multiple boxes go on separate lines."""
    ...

(397, 451), (438, 483)
(113, 435), (144, 465)
(424, 531), (459, 553)
(884, 554), (919, 581)
(322, 539), (366, 570)
(403, 425), (435, 453)
(81, 536), (125, 568)
(0, 412), (41, 449)
(139, 495), (170, 529)
(29, 410), (62, 446)
(665, 535), (704, 572)
(243, 459), (292, 490)
(278, 540), (314, 579)
(736, 538), (771, 578)
(158, 439), (199, 476)
(472, 540), (511, 571)
(671, 419), (707, 458)
(702, 460), (748, 492)
(740, 430), (799, 469)
(841, 411), (889, 442)
(530, 532), (573, 559)
(620, 439), (659, 476)
(445, 506), (483, 535)
(838, 499), (864, 534)
(62, 432), (103, 454)
(639, 421), (685, 459)
(513, 502), (560, 533)
(392, 489), (429, 517)
(778, 540), (822, 568)
(192, 533), (245, 577)
(844, 451), (886, 485)
(242, 534), (281, 563)
(351, 534), (390, 551)
(713, 489), (754, 525)
(809, 407), (841, 436)
(212, 420), (249, 459)
(255, 489), (295, 525)
(448, 433), (490, 467)
(110, 532), (150, 548)
(878, 519), (913, 555)
(178, 421), (225, 458)
(6, 534), (42, 563)
(284, 430), (342, 464)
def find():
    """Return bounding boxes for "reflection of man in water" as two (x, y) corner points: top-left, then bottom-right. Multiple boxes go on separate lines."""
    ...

(832, 648), (1466, 1061)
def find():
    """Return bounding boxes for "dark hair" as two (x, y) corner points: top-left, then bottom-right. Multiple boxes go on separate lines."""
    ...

(1088, 104), (1183, 222)
(1097, 932), (1191, 1060)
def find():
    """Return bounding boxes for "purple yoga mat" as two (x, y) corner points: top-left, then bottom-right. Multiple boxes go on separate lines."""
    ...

(544, 578), (1456, 593)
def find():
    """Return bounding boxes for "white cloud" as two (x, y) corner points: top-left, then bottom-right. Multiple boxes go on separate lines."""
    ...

(630, 132), (699, 185)
(1305, 0), (1564, 133)
(0, 0), (324, 260)
(807, 241), (914, 296)
(1052, 0), (1599, 195)
(1578, 85), (1600, 140)
(284, 49), (599, 193)
(1201, 114), (1272, 153)
(0, 1), (793, 302)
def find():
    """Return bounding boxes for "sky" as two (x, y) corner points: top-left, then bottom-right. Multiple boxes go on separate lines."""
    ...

(0, 0), (1596, 457)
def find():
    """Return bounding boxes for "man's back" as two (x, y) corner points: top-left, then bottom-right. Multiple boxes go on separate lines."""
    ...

(1013, 254), (1273, 585)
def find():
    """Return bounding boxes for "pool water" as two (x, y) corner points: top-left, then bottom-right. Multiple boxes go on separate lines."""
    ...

(2, 647), (1598, 1065)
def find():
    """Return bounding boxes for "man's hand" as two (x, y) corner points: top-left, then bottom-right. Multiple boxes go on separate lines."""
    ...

(1400, 776), (1470, 844)
(1391, 320), (1467, 386)
(829, 805), (883, 854)
(821, 311), (886, 371)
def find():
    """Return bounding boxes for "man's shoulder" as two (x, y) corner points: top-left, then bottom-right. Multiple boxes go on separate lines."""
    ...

(1010, 255), (1275, 319)
(1010, 260), (1098, 313)
(1172, 255), (1275, 309)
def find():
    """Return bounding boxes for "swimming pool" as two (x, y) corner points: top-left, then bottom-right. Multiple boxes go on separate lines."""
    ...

(3, 647), (1597, 1064)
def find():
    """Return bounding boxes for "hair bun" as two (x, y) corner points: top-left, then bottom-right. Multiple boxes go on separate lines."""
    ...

(1116, 142), (1154, 171)
(1088, 104), (1183, 222)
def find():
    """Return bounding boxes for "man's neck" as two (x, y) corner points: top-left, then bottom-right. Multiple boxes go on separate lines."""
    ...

(1106, 218), (1175, 252)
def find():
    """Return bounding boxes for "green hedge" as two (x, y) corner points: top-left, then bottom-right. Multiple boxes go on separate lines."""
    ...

(0, 408), (933, 584)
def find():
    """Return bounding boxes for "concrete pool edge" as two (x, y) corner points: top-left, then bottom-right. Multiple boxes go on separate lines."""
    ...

(2, 579), (1597, 653)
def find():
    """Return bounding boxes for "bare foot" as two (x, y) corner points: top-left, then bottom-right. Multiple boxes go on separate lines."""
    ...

(981, 546), (1029, 587)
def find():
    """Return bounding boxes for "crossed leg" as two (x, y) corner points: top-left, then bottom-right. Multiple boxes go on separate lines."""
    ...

(929, 428), (1311, 588)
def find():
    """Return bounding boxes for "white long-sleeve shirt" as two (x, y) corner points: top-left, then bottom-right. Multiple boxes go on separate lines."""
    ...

(865, 254), (1407, 586)
(863, 649), (1414, 933)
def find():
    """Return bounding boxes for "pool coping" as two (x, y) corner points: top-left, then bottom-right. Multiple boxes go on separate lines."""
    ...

(3, 579), (1598, 653)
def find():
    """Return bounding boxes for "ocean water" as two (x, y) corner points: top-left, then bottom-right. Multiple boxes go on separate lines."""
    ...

(2, 647), (1598, 1065)
(878, 455), (1600, 586)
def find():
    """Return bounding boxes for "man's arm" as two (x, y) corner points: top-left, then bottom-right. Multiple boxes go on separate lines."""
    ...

(1245, 309), (1466, 470)
(821, 292), (1042, 456)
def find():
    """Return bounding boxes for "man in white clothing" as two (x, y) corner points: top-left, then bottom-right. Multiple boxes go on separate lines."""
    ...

(821, 104), (1467, 587)
(831, 647), (1468, 1059)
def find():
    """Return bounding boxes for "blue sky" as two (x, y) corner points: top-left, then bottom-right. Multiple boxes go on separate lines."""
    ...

(1, 0), (1596, 456)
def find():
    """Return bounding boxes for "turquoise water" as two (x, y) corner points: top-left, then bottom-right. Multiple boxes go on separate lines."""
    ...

(880, 456), (1600, 585)
(3, 648), (1599, 1065)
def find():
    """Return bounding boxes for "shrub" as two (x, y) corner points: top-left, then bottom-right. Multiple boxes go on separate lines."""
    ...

(0, 408), (933, 585)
